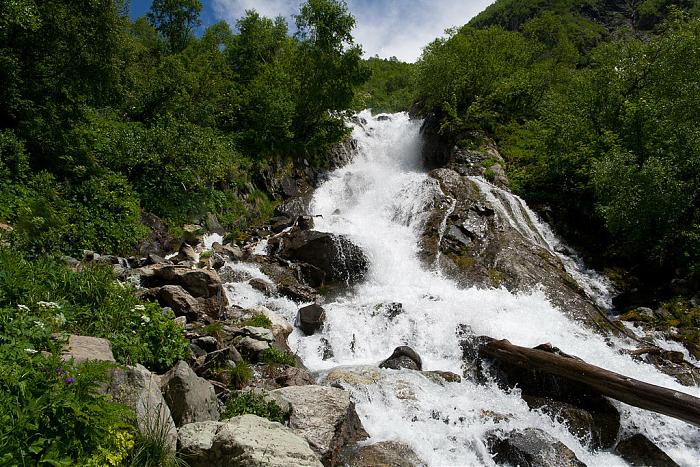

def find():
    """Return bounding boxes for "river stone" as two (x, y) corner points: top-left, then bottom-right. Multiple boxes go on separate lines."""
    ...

(380, 346), (423, 371)
(487, 428), (586, 467)
(614, 434), (679, 467)
(173, 242), (197, 263)
(323, 366), (383, 387)
(61, 335), (115, 364)
(296, 304), (326, 335)
(272, 385), (369, 465)
(233, 336), (270, 360)
(178, 415), (322, 467)
(106, 364), (177, 451)
(157, 285), (201, 320)
(341, 440), (426, 467)
(160, 361), (220, 427)
(143, 265), (226, 300)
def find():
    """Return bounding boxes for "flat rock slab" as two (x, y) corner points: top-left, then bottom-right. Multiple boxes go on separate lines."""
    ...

(61, 335), (115, 364)
(178, 415), (322, 467)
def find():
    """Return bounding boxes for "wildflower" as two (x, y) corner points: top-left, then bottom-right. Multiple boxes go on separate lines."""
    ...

(133, 304), (146, 312)
(53, 312), (66, 326)
(140, 314), (151, 324)
(25, 348), (38, 354)
(33, 320), (46, 330)
(65, 377), (75, 385)
(55, 368), (65, 375)
(37, 301), (60, 309)
(17, 304), (29, 312)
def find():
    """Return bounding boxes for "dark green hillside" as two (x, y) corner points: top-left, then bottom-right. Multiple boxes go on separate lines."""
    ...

(353, 57), (415, 113)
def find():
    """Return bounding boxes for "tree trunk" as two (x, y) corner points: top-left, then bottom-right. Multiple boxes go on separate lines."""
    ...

(478, 338), (700, 427)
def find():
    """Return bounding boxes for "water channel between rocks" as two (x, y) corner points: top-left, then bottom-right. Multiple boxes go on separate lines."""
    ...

(223, 111), (700, 466)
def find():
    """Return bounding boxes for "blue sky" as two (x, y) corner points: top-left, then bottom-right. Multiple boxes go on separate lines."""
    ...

(130, 0), (494, 62)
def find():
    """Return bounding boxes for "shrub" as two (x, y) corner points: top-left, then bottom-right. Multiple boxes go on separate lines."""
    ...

(228, 360), (253, 389)
(221, 391), (286, 423)
(242, 313), (272, 328)
(259, 347), (297, 366)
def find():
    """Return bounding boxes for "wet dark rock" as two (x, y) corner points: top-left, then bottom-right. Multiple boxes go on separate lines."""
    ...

(145, 253), (166, 265)
(190, 343), (207, 358)
(279, 283), (320, 303)
(138, 211), (179, 257)
(275, 195), (312, 220)
(249, 278), (274, 295)
(376, 114), (392, 121)
(212, 242), (243, 261)
(270, 216), (294, 233)
(615, 434), (679, 467)
(423, 370), (461, 384)
(296, 304), (326, 335)
(193, 336), (219, 353)
(382, 302), (404, 320)
(523, 396), (618, 449)
(320, 338), (334, 361)
(298, 262), (325, 288)
(279, 229), (368, 285)
(379, 346), (422, 371)
(297, 215), (315, 231)
(487, 428), (586, 467)
(142, 265), (226, 300)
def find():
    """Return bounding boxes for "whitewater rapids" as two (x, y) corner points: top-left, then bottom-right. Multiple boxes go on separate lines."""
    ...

(224, 111), (700, 466)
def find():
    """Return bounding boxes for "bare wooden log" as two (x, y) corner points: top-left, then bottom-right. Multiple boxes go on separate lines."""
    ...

(479, 338), (700, 427)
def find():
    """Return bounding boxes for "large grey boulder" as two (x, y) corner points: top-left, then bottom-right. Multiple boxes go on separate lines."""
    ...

(487, 428), (586, 467)
(61, 335), (115, 364)
(142, 265), (226, 300)
(160, 361), (220, 427)
(277, 229), (368, 285)
(420, 168), (603, 326)
(272, 385), (368, 465)
(106, 364), (177, 451)
(157, 285), (201, 320)
(178, 415), (322, 467)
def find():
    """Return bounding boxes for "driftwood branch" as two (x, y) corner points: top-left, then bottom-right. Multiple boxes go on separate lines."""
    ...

(479, 339), (700, 427)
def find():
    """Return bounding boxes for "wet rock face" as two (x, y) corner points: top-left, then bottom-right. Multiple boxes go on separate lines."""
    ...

(379, 346), (423, 371)
(277, 229), (368, 285)
(487, 428), (587, 467)
(614, 434), (679, 467)
(419, 168), (600, 326)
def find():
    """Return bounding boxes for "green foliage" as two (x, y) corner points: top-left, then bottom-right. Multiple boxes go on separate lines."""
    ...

(129, 403), (185, 467)
(228, 360), (253, 389)
(259, 347), (297, 366)
(242, 313), (273, 329)
(0, 248), (188, 371)
(354, 57), (415, 112)
(148, 0), (202, 53)
(221, 391), (286, 423)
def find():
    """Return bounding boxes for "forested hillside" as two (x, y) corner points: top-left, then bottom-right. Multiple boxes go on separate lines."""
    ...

(414, 0), (700, 301)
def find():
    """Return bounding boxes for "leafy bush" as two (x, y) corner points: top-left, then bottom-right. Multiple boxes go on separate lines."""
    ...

(221, 391), (286, 423)
(259, 347), (297, 366)
(0, 248), (188, 372)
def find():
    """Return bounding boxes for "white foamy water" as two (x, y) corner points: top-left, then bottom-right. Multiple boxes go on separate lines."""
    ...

(223, 111), (700, 466)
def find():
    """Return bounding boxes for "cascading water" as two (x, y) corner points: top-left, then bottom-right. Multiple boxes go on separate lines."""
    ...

(223, 111), (700, 466)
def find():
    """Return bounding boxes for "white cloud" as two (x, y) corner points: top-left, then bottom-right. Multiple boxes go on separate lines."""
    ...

(211, 0), (495, 62)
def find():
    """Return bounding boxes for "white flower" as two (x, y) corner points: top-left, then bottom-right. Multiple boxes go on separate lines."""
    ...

(133, 304), (146, 312)
(33, 320), (46, 329)
(140, 314), (151, 323)
(37, 301), (60, 309)
(24, 348), (38, 354)
(17, 304), (29, 312)
(53, 313), (66, 326)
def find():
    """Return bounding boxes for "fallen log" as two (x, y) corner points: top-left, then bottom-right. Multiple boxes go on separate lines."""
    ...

(478, 338), (700, 427)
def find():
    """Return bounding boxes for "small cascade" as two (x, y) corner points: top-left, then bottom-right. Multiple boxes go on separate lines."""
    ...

(470, 175), (616, 310)
(434, 196), (456, 268)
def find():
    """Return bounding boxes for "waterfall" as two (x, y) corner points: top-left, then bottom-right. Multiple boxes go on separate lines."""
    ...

(223, 110), (700, 466)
